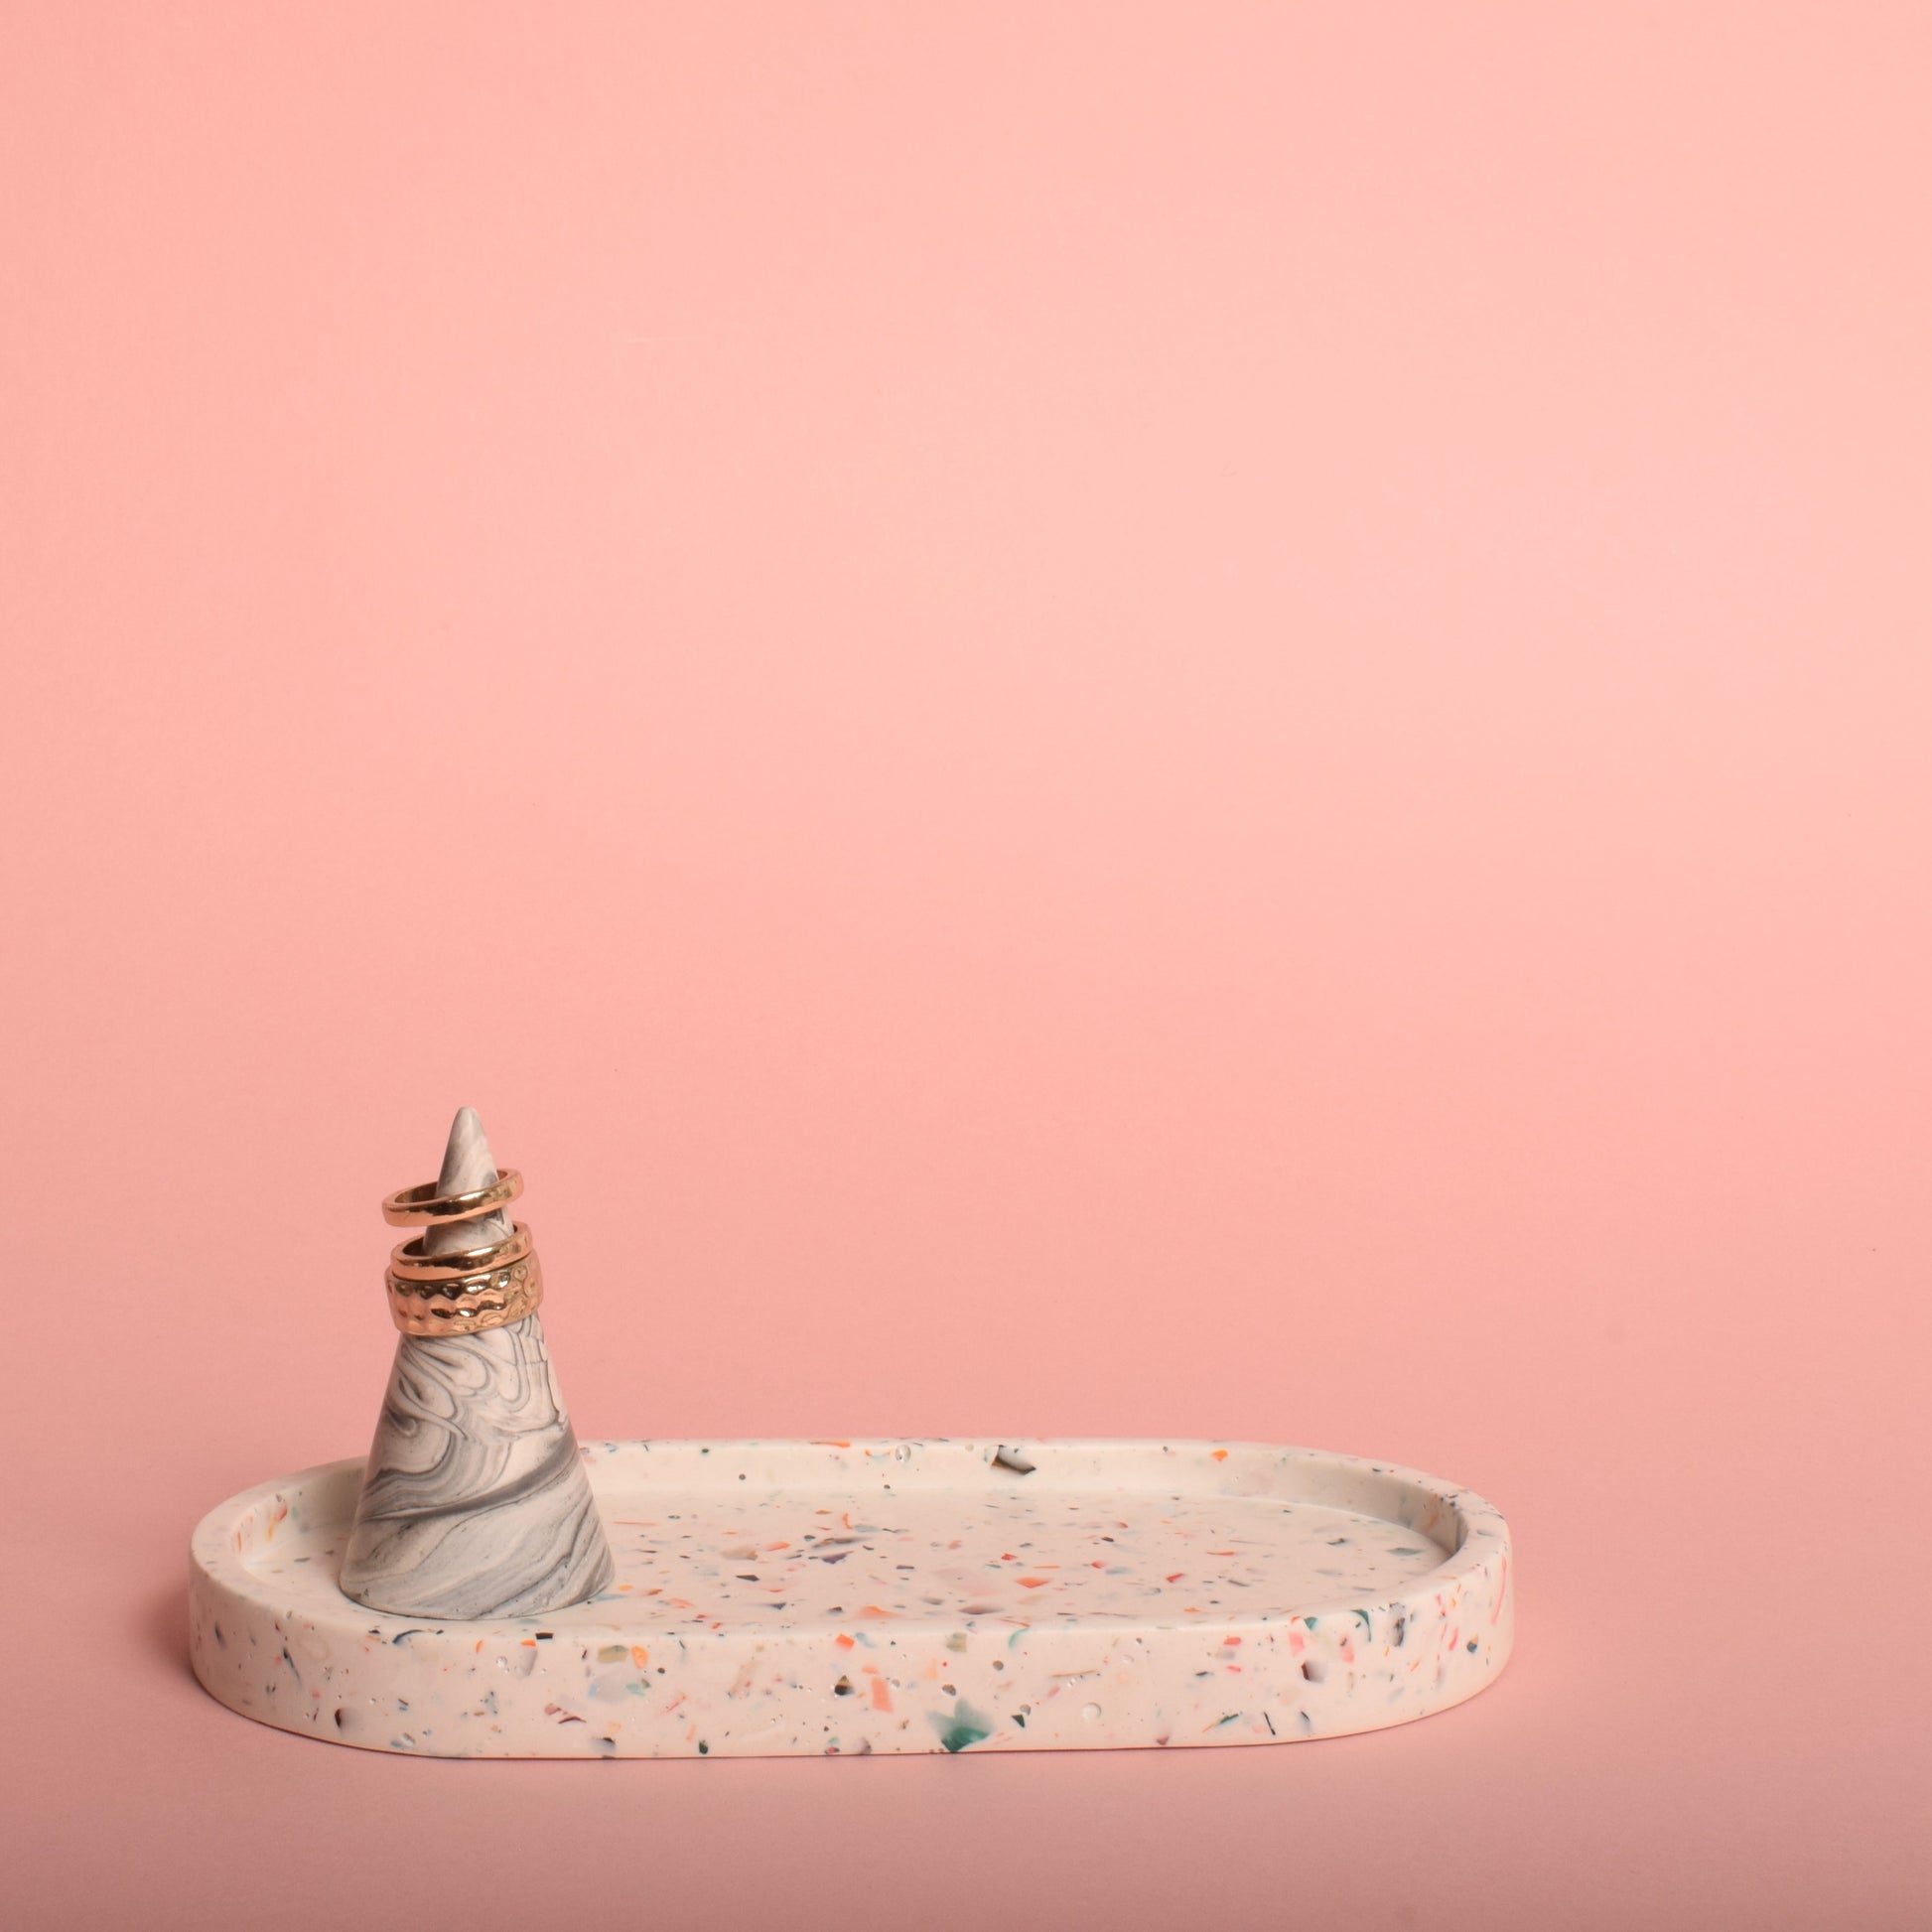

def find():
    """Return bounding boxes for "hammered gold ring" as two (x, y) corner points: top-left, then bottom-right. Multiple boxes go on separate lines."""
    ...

(383, 1246), (544, 1338)
(381, 1170), (523, 1227)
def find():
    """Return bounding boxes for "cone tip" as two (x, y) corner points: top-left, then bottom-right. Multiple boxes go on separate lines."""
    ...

(437, 1105), (498, 1195)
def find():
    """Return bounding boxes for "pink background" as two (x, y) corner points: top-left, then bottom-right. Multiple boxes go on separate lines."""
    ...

(4, 4), (1928, 1927)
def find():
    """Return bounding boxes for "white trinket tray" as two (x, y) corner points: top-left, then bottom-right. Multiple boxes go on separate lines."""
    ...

(190, 1437), (1512, 1757)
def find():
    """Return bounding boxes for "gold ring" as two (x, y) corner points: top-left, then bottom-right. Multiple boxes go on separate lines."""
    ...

(381, 1170), (523, 1227)
(384, 1248), (544, 1337)
(387, 1222), (534, 1280)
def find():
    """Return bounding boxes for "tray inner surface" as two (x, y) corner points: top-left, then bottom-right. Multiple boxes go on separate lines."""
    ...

(239, 1455), (1453, 1631)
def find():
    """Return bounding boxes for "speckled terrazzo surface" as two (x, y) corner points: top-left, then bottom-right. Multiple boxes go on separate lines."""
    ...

(191, 1440), (1512, 1756)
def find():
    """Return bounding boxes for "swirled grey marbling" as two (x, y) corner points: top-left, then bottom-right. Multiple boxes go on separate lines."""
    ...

(339, 1316), (614, 1617)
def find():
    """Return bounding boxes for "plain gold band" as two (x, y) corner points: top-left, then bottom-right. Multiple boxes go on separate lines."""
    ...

(388, 1222), (534, 1280)
(381, 1170), (523, 1227)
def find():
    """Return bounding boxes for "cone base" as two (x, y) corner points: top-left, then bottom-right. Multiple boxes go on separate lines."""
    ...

(340, 1315), (614, 1620)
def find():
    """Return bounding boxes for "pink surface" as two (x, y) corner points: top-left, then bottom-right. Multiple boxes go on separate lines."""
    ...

(2, 3), (1927, 1927)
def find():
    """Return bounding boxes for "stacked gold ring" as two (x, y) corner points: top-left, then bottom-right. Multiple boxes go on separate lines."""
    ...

(378, 1173), (544, 1337)
(382, 1170), (523, 1226)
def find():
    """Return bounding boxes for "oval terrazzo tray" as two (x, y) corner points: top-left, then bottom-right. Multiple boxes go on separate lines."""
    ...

(190, 1439), (1512, 1757)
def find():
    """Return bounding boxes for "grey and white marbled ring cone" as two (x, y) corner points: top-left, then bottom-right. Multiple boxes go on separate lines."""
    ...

(339, 1109), (615, 1620)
